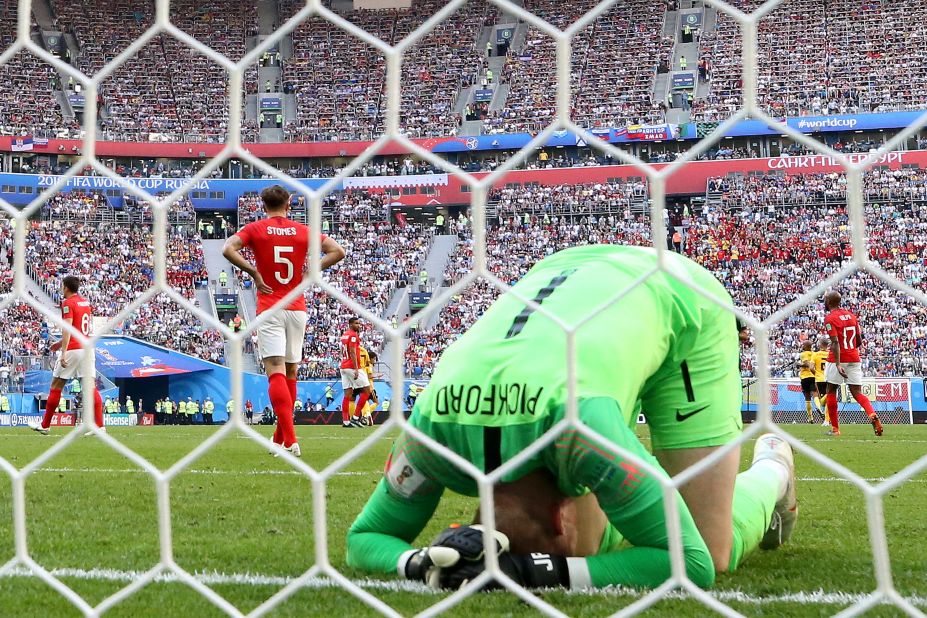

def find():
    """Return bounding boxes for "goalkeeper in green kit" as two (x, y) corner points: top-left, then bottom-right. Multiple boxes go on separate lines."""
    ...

(347, 245), (798, 590)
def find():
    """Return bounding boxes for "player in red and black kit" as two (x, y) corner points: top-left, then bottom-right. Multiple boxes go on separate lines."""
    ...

(30, 275), (106, 435)
(339, 317), (371, 428)
(822, 291), (883, 437)
(223, 185), (345, 456)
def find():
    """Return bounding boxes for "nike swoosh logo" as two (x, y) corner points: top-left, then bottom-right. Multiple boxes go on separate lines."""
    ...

(676, 405), (710, 422)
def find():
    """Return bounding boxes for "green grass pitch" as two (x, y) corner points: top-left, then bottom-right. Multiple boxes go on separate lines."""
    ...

(0, 424), (924, 617)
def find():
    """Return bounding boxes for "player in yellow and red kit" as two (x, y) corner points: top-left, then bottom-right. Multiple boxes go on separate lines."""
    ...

(812, 338), (829, 426)
(797, 341), (818, 423)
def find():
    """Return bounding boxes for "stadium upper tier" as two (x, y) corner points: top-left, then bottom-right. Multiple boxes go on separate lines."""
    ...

(695, 0), (927, 122)
(3, 0), (927, 143)
(483, 0), (672, 135)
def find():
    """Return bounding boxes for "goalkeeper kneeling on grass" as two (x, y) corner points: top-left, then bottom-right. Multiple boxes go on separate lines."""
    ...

(347, 245), (798, 590)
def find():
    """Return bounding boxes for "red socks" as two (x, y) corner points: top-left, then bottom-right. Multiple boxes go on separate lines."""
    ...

(342, 395), (352, 423)
(826, 392), (839, 431)
(273, 378), (300, 445)
(268, 373), (296, 447)
(852, 390), (877, 418)
(354, 392), (370, 418)
(42, 388), (62, 429)
(287, 378), (298, 410)
(44, 387), (104, 429)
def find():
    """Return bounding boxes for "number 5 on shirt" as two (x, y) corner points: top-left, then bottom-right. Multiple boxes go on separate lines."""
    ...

(274, 246), (294, 284)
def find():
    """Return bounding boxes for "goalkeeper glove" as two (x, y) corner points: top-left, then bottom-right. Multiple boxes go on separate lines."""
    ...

(437, 551), (570, 591)
(399, 524), (508, 589)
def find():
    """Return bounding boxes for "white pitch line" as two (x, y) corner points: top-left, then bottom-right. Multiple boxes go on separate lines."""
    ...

(0, 433), (392, 441)
(30, 467), (375, 477)
(1, 565), (925, 608)
(797, 476), (927, 483)
(21, 468), (927, 485)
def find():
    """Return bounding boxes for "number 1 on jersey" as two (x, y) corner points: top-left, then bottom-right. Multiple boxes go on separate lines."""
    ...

(505, 269), (576, 339)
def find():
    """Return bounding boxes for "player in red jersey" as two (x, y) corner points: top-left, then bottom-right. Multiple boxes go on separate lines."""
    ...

(822, 291), (883, 437)
(30, 276), (106, 435)
(223, 185), (345, 456)
(339, 317), (371, 428)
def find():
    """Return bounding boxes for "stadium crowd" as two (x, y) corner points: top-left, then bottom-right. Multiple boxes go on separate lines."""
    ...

(293, 222), (432, 379)
(3, 0), (927, 142)
(44, 0), (256, 142)
(707, 167), (927, 211)
(23, 221), (220, 362)
(281, 0), (495, 142)
(694, 0), (927, 121)
(403, 183), (927, 379)
(484, 0), (672, 135)
(0, 6), (73, 138)
(386, 0), (497, 138)
(41, 191), (111, 220)
(491, 179), (648, 217)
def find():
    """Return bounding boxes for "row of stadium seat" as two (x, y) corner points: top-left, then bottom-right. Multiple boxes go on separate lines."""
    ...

(483, 0), (672, 135)
(49, 0), (258, 142)
(280, 0), (496, 142)
(694, 0), (927, 121)
(6, 0), (927, 141)
(707, 167), (927, 209)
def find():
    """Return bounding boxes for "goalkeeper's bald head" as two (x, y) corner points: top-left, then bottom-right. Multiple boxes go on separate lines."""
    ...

(474, 470), (607, 558)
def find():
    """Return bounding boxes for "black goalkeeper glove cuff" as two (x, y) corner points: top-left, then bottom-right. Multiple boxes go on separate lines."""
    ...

(499, 553), (570, 589)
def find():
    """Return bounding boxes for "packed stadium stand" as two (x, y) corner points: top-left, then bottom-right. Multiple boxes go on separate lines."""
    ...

(693, 0), (927, 121)
(47, 0), (256, 142)
(386, 0), (497, 137)
(281, 0), (495, 142)
(280, 3), (394, 142)
(41, 190), (111, 220)
(708, 167), (927, 209)
(403, 182), (927, 379)
(0, 6), (71, 137)
(4, 0), (927, 141)
(294, 222), (433, 379)
(22, 221), (221, 362)
(484, 0), (672, 134)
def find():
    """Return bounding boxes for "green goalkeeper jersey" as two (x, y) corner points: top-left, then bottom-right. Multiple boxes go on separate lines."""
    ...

(347, 245), (743, 589)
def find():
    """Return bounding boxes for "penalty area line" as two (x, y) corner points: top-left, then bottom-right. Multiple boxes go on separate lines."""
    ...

(0, 566), (925, 607)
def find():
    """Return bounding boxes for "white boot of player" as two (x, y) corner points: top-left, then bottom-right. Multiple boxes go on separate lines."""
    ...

(29, 422), (49, 435)
(84, 427), (107, 437)
(752, 433), (798, 550)
(285, 442), (301, 458)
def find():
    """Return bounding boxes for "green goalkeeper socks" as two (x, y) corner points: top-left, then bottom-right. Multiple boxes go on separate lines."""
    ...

(727, 464), (781, 570)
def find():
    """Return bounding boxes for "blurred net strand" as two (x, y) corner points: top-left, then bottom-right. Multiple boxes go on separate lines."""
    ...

(0, 0), (923, 615)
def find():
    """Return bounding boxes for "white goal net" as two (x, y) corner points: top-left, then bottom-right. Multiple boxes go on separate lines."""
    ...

(1, 0), (926, 616)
